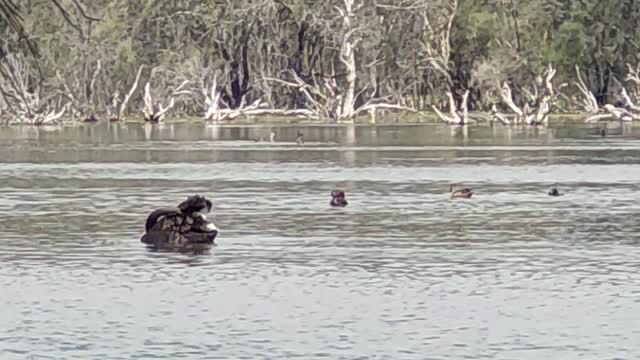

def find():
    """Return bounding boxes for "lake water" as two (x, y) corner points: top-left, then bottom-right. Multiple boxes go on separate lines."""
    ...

(1, 122), (639, 359)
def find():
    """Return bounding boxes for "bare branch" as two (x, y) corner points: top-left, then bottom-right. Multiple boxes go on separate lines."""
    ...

(116, 65), (143, 120)
(70, 0), (102, 22)
(573, 65), (599, 113)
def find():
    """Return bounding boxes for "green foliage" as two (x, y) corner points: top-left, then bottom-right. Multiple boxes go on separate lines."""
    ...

(2, 0), (640, 116)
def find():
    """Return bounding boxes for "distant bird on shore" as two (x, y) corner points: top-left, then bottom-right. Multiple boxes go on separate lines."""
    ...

(449, 184), (474, 199)
(296, 131), (304, 145)
(83, 115), (98, 123)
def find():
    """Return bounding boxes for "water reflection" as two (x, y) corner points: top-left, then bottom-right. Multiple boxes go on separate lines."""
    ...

(1, 122), (640, 359)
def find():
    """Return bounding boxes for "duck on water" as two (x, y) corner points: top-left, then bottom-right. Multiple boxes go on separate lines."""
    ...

(548, 185), (562, 196)
(449, 184), (474, 199)
(330, 189), (348, 207)
(140, 195), (219, 251)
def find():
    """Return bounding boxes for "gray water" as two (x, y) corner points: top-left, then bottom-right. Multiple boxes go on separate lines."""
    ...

(1, 122), (639, 360)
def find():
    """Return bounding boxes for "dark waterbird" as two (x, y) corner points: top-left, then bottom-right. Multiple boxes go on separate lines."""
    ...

(141, 195), (218, 251)
(177, 195), (213, 216)
(82, 115), (98, 123)
(330, 189), (348, 207)
(548, 185), (561, 196)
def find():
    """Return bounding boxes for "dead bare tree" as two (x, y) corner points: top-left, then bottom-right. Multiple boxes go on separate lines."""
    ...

(497, 64), (558, 125)
(373, 0), (458, 109)
(106, 66), (143, 122)
(55, 59), (102, 120)
(169, 57), (313, 122)
(267, 67), (416, 121)
(432, 90), (470, 125)
(266, 69), (343, 119)
(204, 72), (315, 121)
(415, 0), (458, 86)
(142, 80), (190, 122)
(269, 0), (365, 120)
(335, 0), (359, 118)
(585, 63), (640, 123)
(619, 63), (640, 113)
(0, 53), (68, 125)
(572, 65), (599, 114)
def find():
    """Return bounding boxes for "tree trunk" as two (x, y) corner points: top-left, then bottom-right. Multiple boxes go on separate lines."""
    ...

(339, 0), (357, 119)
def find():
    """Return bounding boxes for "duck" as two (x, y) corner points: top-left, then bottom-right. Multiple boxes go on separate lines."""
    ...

(140, 195), (218, 250)
(330, 189), (348, 207)
(449, 184), (474, 199)
(82, 115), (98, 123)
(548, 185), (561, 196)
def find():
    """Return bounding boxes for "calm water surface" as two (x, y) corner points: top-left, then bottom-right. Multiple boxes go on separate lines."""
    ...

(1, 122), (640, 359)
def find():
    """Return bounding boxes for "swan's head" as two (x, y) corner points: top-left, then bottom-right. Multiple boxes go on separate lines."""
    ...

(178, 195), (213, 216)
(190, 212), (219, 235)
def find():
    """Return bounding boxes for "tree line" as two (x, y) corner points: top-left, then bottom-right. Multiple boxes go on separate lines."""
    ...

(1, 0), (640, 125)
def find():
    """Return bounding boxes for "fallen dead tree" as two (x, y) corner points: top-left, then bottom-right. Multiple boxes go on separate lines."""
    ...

(585, 104), (636, 123)
(201, 73), (316, 122)
(265, 69), (416, 121)
(471, 61), (561, 126)
(431, 89), (514, 126)
(266, 69), (348, 120)
(432, 90), (472, 125)
(585, 63), (640, 123)
(496, 64), (558, 126)
(169, 60), (317, 122)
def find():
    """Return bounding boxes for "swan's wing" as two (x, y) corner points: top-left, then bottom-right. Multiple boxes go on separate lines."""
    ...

(145, 207), (182, 232)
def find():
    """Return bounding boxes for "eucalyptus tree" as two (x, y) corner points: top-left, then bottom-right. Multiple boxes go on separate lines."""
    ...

(3, 0), (640, 125)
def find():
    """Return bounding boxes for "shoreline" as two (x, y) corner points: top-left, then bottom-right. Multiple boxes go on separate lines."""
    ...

(0, 111), (622, 127)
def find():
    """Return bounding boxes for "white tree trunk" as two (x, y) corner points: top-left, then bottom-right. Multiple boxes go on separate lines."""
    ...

(338, 0), (357, 119)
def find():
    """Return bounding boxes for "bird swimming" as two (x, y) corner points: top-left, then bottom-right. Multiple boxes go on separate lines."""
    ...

(449, 184), (474, 199)
(140, 195), (219, 251)
(330, 189), (348, 207)
(548, 186), (561, 196)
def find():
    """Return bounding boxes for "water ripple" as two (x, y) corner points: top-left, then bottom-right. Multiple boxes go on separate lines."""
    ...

(1, 123), (640, 359)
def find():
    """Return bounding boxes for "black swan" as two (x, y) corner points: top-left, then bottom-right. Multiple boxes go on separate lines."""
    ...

(141, 195), (218, 250)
